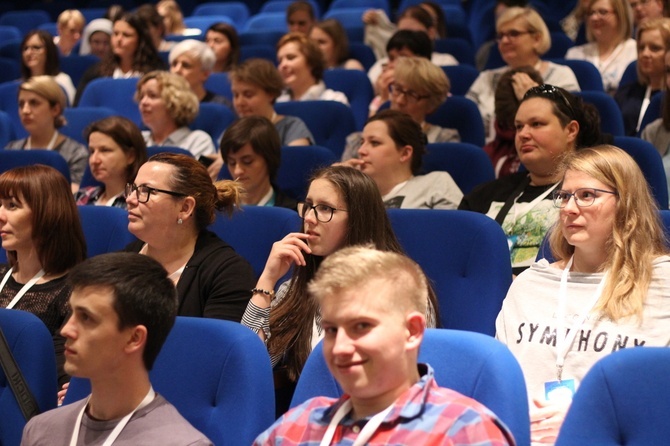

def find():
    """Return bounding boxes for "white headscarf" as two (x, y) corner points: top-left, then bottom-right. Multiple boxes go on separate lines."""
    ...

(79, 18), (112, 56)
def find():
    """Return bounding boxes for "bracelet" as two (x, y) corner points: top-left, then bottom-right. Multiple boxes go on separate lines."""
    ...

(251, 288), (275, 299)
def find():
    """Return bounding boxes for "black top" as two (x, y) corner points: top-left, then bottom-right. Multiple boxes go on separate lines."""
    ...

(614, 81), (661, 136)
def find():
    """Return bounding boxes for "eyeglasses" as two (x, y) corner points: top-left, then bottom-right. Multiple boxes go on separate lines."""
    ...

(388, 83), (429, 103)
(552, 188), (618, 208)
(125, 183), (187, 204)
(524, 84), (576, 120)
(630, 0), (653, 8)
(22, 45), (44, 52)
(495, 30), (534, 41)
(297, 202), (347, 223)
(587, 9), (614, 17)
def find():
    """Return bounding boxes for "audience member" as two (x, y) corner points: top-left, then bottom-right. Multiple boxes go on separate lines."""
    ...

(561, 0), (590, 42)
(75, 116), (147, 209)
(496, 145), (670, 443)
(21, 30), (76, 105)
(630, 0), (665, 28)
(124, 153), (255, 322)
(276, 33), (349, 104)
(566, 0), (636, 94)
(468, 7), (580, 143)
(136, 3), (174, 51)
(286, 1), (316, 35)
(220, 116), (297, 209)
(309, 19), (364, 70)
(135, 71), (216, 162)
(74, 12), (165, 106)
(242, 166), (438, 413)
(6, 76), (87, 190)
(78, 18), (112, 58)
(255, 246), (514, 446)
(206, 22), (239, 73)
(229, 58), (314, 146)
(104, 4), (125, 22)
(615, 17), (670, 135)
(169, 39), (230, 106)
(460, 85), (603, 275)
(157, 0), (192, 36)
(485, 65), (544, 178)
(55, 9), (85, 56)
(641, 49), (670, 157)
(342, 110), (462, 209)
(343, 56), (459, 161)
(21, 253), (212, 445)
(0, 165), (86, 387)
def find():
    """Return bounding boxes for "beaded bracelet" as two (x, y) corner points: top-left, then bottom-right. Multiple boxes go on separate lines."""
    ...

(251, 288), (275, 299)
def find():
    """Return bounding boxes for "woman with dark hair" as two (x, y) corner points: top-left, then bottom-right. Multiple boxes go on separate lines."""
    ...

(206, 22), (239, 73)
(124, 153), (254, 321)
(343, 109), (462, 209)
(220, 116), (297, 209)
(242, 165), (439, 412)
(497, 145), (670, 443)
(6, 76), (88, 190)
(275, 32), (348, 104)
(21, 30), (76, 105)
(309, 19), (364, 70)
(74, 11), (165, 105)
(75, 116), (147, 208)
(460, 85), (603, 275)
(0, 164), (87, 386)
(229, 58), (313, 146)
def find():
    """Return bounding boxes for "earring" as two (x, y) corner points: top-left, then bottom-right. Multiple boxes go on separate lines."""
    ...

(177, 218), (183, 225)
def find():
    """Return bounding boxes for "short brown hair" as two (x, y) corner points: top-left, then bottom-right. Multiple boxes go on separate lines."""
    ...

(220, 116), (281, 182)
(367, 109), (427, 175)
(277, 32), (325, 81)
(0, 165), (86, 274)
(228, 58), (284, 100)
(312, 19), (349, 65)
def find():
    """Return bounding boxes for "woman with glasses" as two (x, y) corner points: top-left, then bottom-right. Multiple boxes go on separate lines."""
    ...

(566, 0), (636, 94)
(124, 152), (255, 322)
(467, 7), (580, 143)
(496, 145), (670, 443)
(460, 85), (603, 275)
(342, 56), (459, 161)
(241, 165), (439, 414)
(20, 30), (76, 106)
(275, 33), (349, 105)
(75, 116), (147, 209)
(0, 165), (87, 387)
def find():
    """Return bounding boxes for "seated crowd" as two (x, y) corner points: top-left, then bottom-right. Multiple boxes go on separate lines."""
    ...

(2, 0), (670, 444)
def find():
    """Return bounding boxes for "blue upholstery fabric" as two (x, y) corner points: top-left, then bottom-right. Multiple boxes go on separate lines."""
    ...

(387, 209), (512, 335)
(323, 69), (374, 131)
(557, 347), (670, 446)
(292, 329), (531, 446)
(0, 149), (71, 183)
(62, 106), (116, 145)
(0, 308), (58, 446)
(575, 91), (625, 137)
(423, 142), (495, 194)
(77, 206), (137, 258)
(78, 78), (142, 127)
(613, 136), (669, 209)
(64, 317), (275, 446)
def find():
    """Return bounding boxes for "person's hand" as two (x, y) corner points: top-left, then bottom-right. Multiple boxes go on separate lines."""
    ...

(362, 9), (380, 25)
(57, 382), (69, 406)
(258, 233), (313, 288)
(530, 398), (571, 443)
(205, 155), (223, 182)
(511, 72), (540, 101)
(332, 159), (365, 170)
(375, 64), (395, 99)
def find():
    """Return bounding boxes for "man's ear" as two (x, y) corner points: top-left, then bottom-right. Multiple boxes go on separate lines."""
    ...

(405, 311), (425, 352)
(125, 325), (147, 355)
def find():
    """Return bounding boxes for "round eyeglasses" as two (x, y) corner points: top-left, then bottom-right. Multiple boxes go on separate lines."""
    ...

(552, 188), (618, 208)
(297, 202), (347, 223)
(125, 183), (187, 204)
(388, 83), (430, 103)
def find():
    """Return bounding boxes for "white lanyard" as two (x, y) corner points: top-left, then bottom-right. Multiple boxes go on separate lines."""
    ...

(555, 256), (608, 381)
(508, 182), (559, 230)
(636, 86), (652, 133)
(26, 131), (59, 150)
(69, 387), (156, 446)
(0, 267), (46, 309)
(319, 400), (394, 446)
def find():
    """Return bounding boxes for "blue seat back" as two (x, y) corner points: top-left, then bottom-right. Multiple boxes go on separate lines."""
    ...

(323, 69), (373, 131)
(575, 91), (625, 136)
(77, 206), (136, 257)
(0, 10), (50, 35)
(347, 42), (376, 71)
(0, 308), (58, 446)
(192, 2), (250, 28)
(78, 77), (141, 127)
(434, 37), (476, 67)
(64, 317), (275, 446)
(0, 149), (71, 183)
(60, 54), (100, 87)
(426, 95), (486, 147)
(0, 110), (16, 148)
(423, 142), (495, 194)
(190, 102), (236, 145)
(0, 80), (24, 138)
(441, 64), (479, 95)
(244, 12), (288, 32)
(387, 209), (512, 335)
(61, 106), (116, 145)
(204, 72), (232, 100)
(639, 91), (664, 135)
(613, 136), (669, 209)
(292, 329), (530, 446)
(549, 58), (604, 92)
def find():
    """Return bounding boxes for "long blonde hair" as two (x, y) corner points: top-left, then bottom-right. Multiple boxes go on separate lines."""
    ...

(549, 145), (668, 320)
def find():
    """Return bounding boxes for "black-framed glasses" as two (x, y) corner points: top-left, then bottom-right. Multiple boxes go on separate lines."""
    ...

(388, 83), (430, 103)
(125, 183), (187, 204)
(524, 84), (576, 119)
(587, 8), (614, 17)
(552, 188), (618, 208)
(297, 202), (347, 223)
(495, 30), (534, 41)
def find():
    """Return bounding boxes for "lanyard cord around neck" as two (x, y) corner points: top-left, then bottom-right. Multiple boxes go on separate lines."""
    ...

(0, 267), (46, 309)
(26, 130), (58, 150)
(319, 400), (394, 446)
